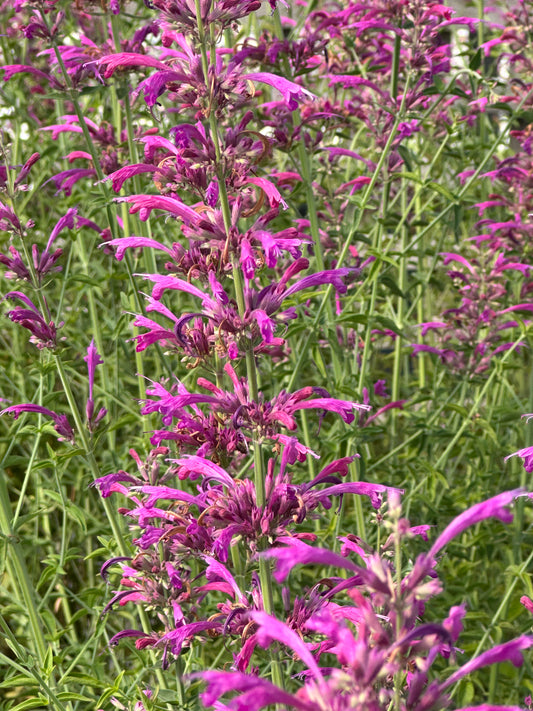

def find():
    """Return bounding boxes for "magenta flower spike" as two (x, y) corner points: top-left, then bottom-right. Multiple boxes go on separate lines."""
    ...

(84, 339), (107, 428)
(34, 207), (76, 281)
(140, 365), (369, 442)
(0, 208), (73, 284)
(132, 258), (359, 360)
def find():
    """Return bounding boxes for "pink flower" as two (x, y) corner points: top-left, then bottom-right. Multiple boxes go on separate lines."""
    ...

(84, 339), (107, 428)
(245, 72), (316, 110)
(116, 194), (201, 225)
(0, 404), (74, 444)
(505, 446), (533, 473)
(4, 292), (59, 349)
(97, 53), (168, 78)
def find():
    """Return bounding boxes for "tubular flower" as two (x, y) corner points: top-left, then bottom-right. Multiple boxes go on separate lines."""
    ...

(4, 291), (59, 349)
(0, 404), (75, 444)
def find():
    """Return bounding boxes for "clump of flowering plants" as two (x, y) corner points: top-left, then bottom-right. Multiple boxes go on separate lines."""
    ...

(198, 490), (533, 711)
(1, 0), (533, 709)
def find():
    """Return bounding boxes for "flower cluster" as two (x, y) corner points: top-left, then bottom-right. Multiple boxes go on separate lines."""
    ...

(414, 249), (532, 374)
(95, 447), (401, 669)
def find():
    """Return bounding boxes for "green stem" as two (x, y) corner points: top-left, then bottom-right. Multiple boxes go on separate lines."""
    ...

(0, 476), (47, 664)
(12, 374), (43, 529)
(53, 355), (131, 554)
(357, 180), (390, 394)
(54, 354), (172, 694)
(391, 185), (408, 438)
(0, 646), (68, 711)
(393, 519), (403, 711)
(390, 31), (402, 101)
(352, 457), (367, 542)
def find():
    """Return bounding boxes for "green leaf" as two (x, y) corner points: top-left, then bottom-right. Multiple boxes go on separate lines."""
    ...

(61, 674), (107, 688)
(0, 675), (39, 689)
(54, 447), (86, 464)
(8, 696), (49, 711)
(312, 345), (328, 379)
(490, 101), (513, 113)
(469, 48), (482, 71)
(338, 314), (368, 327)
(156, 689), (182, 702)
(379, 275), (405, 298)
(41, 646), (54, 681)
(36, 565), (57, 592)
(120, 290), (132, 310)
(443, 403), (468, 416)
(65, 502), (89, 532)
(96, 671), (126, 708)
(56, 692), (94, 702)
(67, 274), (104, 287)
(425, 180), (457, 203)
(96, 687), (119, 707)
(373, 314), (404, 335)
(459, 678), (474, 706)
(397, 144), (416, 171)
(84, 546), (113, 561)
(106, 413), (141, 433)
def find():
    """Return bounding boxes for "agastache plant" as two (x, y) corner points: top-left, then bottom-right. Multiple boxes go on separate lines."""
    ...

(2, 0), (533, 708)
(86, 0), (376, 688)
(198, 490), (533, 711)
